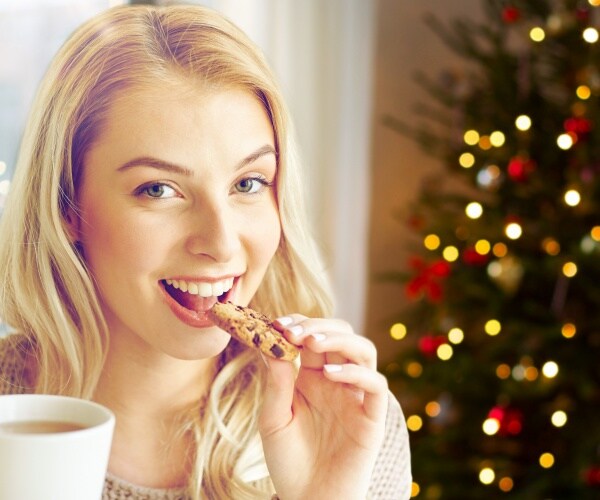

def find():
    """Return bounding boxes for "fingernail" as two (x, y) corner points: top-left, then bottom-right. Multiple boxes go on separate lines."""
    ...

(288, 325), (303, 337)
(311, 333), (326, 342)
(276, 316), (293, 326)
(324, 364), (343, 373)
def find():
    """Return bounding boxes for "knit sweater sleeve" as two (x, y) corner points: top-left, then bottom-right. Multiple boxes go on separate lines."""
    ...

(367, 392), (412, 500)
(0, 333), (35, 395)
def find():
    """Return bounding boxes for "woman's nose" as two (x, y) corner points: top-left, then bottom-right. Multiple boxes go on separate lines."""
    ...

(184, 201), (241, 262)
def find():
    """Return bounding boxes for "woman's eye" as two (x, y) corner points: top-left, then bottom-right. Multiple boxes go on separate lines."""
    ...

(234, 176), (271, 194)
(136, 183), (178, 199)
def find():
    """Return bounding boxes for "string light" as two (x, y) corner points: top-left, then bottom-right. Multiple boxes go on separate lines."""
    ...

(425, 401), (441, 417)
(424, 234), (441, 250)
(406, 415), (423, 432)
(591, 226), (600, 241)
(589, 0), (600, 7)
(542, 237), (561, 256)
(557, 133), (574, 150)
(459, 152), (476, 168)
(515, 114), (532, 130)
(442, 246), (459, 262)
(583, 27), (599, 43)
(562, 262), (578, 277)
(437, 344), (453, 361)
(390, 323), (407, 340)
(479, 467), (495, 485)
(475, 239), (491, 255)
(505, 222), (522, 240)
(498, 477), (514, 492)
(542, 361), (559, 378)
(530, 27), (545, 42)
(466, 202), (483, 219)
(561, 322), (576, 338)
(485, 319), (501, 336)
(489, 131), (505, 147)
(479, 135), (492, 150)
(492, 242), (507, 257)
(496, 364), (511, 379)
(448, 327), (464, 344)
(524, 366), (539, 381)
(464, 129), (480, 145)
(410, 482), (420, 498)
(564, 189), (581, 207)
(551, 410), (567, 427)
(482, 417), (500, 435)
(406, 361), (423, 378)
(576, 85), (591, 100)
(539, 452), (555, 468)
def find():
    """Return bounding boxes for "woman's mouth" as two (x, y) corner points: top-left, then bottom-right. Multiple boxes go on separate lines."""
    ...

(160, 277), (235, 320)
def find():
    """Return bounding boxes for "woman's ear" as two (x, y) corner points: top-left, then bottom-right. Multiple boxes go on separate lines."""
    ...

(63, 207), (81, 245)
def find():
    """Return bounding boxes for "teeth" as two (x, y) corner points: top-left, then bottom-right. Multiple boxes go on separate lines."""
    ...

(164, 277), (234, 297)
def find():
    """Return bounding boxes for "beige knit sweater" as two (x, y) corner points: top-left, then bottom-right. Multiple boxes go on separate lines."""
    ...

(0, 333), (411, 499)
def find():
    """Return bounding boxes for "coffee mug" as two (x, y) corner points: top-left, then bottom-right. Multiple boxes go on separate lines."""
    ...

(0, 394), (115, 500)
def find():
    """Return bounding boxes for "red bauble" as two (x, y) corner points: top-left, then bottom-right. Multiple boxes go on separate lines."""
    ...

(507, 156), (536, 182)
(418, 335), (447, 357)
(406, 257), (451, 302)
(502, 6), (520, 23)
(585, 465), (600, 486)
(564, 117), (592, 138)
(462, 246), (489, 266)
(488, 406), (523, 436)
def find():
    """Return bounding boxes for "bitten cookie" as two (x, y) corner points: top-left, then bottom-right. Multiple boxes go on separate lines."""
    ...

(208, 301), (299, 361)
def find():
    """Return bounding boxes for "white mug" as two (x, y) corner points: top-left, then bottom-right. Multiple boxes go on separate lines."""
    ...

(0, 394), (115, 500)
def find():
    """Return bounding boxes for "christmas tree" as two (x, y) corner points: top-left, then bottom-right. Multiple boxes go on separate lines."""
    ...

(383, 1), (600, 498)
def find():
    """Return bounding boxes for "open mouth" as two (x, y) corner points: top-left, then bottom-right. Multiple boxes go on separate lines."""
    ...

(161, 277), (234, 313)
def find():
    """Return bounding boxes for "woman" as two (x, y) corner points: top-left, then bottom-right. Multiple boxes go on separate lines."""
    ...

(0, 4), (410, 499)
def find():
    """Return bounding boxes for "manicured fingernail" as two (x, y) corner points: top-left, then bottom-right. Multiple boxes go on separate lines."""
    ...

(288, 325), (304, 337)
(276, 316), (293, 326)
(311, 333), (326, 342)
(324, 364), (343, 373)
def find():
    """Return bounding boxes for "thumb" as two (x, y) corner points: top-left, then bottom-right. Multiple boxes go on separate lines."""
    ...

(258, 355), (296, 435)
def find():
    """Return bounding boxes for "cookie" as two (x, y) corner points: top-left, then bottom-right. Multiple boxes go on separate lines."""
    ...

(208, 301), (299, 361)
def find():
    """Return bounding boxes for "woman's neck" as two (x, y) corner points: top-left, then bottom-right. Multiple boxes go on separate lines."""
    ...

(93, 331), (218, 489)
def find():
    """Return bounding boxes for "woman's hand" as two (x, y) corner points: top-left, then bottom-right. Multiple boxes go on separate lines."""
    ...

(258, 315), (389, 500)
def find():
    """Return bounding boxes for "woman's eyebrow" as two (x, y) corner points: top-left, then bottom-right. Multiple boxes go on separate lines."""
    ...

(117, 145), (277, 175)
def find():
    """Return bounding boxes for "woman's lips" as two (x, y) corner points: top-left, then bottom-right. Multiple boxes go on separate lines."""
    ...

(159, 278), (236, 328)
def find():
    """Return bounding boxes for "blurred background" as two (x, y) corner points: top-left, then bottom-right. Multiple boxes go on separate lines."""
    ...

(1, 0), (599, 498)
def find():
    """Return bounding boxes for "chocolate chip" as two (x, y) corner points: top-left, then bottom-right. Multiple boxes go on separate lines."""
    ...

(252, 334), (262, 347)
(270, 344), (284, 358)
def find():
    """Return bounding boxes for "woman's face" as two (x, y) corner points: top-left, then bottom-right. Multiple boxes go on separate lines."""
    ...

(72, 85), (281, 360)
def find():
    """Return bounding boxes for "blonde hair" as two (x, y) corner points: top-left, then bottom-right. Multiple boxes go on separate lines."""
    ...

(0, 5), (332, 499)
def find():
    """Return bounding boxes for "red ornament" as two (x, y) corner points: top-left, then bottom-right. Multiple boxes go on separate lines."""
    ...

(502, 6), (520, 23)
(462, 246), (489, 266)
(406, 257), (451, 302)
(584, 465), (600, 486)
(418, 335), (447, 357)
(488, 406), (523, 436)
(507, 156), (536, 182)
(564, 117), (592, 139)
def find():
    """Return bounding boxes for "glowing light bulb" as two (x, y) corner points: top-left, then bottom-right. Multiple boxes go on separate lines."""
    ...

(551, 410), (567, 427)
(490, 131), (505, 147)
(583, 27), (599, 43)
(515, 115), (532, 131)
(557, 133), (574, 150)
(564, 189), (581, 206)
(406, 361), (423, 378)
(425, 401), (441, 417)
(492, 242), (507, 257)
(496, 364), (511, 379)
(475, 239), (491, 255)
(542, 237), (560, 256)
(390, 323), (407, 340)
(562, 262), (577, 277)
(576, 85), (591, 100)
(542, 361), (559, 378)
(499, 477), (514, 492)
(479, 467), (495, 485)
(530, 27), (545, 42)
(466, 202), (483, 219)
(424, 234), (441, 250)
(561, 323), (576, 338)
(485, 319), (501, 336)
(410, 482), (420, 498)
(592, 226), (600, 241)
(539, 453), (555, 468)
(442, 246), (459, 262)
(437, 344), (453, 361)
(505, 222), (522, 240)
(482, 418), (500, 435)
(459, 152), (475, 168)
(464, 129), (480, 145)
(448, 327), (464, 344)
(406, 415), (423, 432)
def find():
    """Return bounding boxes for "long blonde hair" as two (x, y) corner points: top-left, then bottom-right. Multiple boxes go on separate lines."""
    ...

(0, 5), (332, 498)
